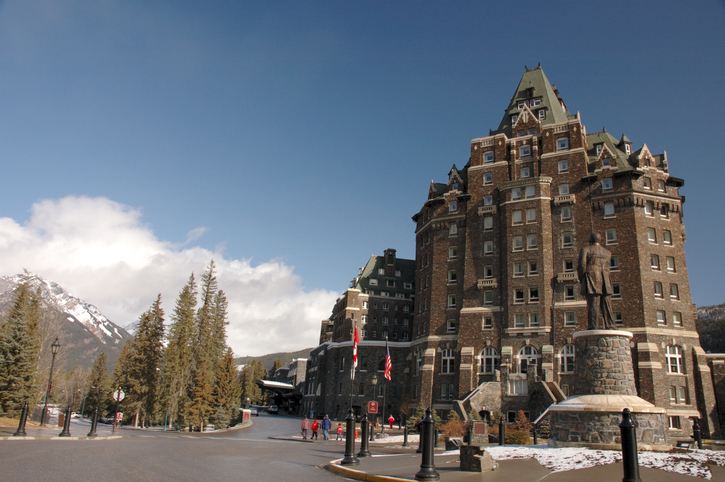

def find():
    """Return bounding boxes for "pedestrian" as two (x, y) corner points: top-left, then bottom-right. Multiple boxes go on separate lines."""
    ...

(388, 414), (395, 430)
(311, 418), (319, 440)
(301, 416), (310, 441)
(336, 423), (343, 440)
(322, 414), (332, 440)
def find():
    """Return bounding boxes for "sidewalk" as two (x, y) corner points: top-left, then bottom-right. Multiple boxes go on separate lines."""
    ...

(328, 447), (725, 481)
(0, 419), (120, 440)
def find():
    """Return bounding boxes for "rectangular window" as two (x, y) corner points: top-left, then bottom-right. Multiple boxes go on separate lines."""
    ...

(483, 316), (493, 330)
(520, 145), (531, 157)
(484, 172), (493, 185)
(643, 177), (652, 190)
(651, 254), (660, 270)
(602, 178), (613, 191)
(448, 271), (457, 283)
(529, 261), (538, 275)
(514, 289), (525, 304)
(663, 230), (673, 245)
(525, 186), (535, 198)
(484, 241), (494, 255)
(512, 188), (522, 200)
(538, 109), (546, 119)
(564, 312), (576, 327)
(604, 202), (615, 217)
(654, 281), (663, 298)
(673, 312), (682, 327)
(669, 416), (681, 430)
(449, 201), (457, 213)
(446, 319), (456, 332)
(447, 295), (457, 308)
(558, 160), (568, 173)
(370, 278), (378, 286)
(529, 288), (539, 303)
(644, 201), (654, 217)
(564, 285), (575, 301)
(559, 183), (570, 195)
(484, 266), (494, 279)
(561, 206), (572, 221)
(484, 151), (494, 163)
(557, 138), (569, 150)
(449, 224), (457, 237)
(483, 290), (493, 306)
(526, 208), (536, 223)
(648, 228), (657, 244)
(658, 179), (666, 192)
(484, 195), (493, 206)
(449, 246), (457, 259)
(657, 310), (666, 326)
(563, 259), (574, 272)
(610, 256), (619, 271)
(514, 262), (525, 277)
(670, 284), (680, 300)
(529, 313), (539, 327)
(614, 311), (623, 326)
(521, 167), (530, 178)
(515, 313), (525, 328)
(562, 232), (573, 247)
(513, 236), (524, 251)
(527, 234), (538, 249)
(512, 210), (523, 225)
(603, 158), (611, 167)
(606, 228), (617, 245)
(612, 283), (621, 299)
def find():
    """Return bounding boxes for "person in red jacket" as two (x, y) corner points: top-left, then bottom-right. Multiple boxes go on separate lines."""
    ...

(388, 414), (395, 430)
(311, 419), (319, 440)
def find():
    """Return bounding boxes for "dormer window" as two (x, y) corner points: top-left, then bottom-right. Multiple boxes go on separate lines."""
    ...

(531, 98), (541, 107)
(518, 130), (525, 137)
(596, 145), (603, 155)
(520, 145), (531, 157)
(511, 114), (518, 125)
(625, 144), (631, 155)
(538, 109), (546, 120)
(484, 151), (494, 163)
(452, 183), (458, 191)
(449, 201), (457, 213)
(603, 158), (611, 167)
(517, 101), (525, 110)
(557, 138), (569, 150)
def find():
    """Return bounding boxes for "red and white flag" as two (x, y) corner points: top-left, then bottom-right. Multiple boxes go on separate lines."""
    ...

(384, 339), (392, 381)
(353, 327), (359, 369)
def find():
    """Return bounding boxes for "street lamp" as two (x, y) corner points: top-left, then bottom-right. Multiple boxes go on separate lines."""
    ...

(40, 337), (61, 427)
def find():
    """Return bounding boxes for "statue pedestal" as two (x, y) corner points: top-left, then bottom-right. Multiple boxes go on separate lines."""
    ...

(547, 330), (669, 450)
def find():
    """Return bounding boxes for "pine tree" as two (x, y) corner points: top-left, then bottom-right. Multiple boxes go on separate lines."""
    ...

(85, 352), (110, 416)
(270, 358), (283, 379)
(0, 284), (42, 416)
(209, 289), (229, 370)
(210, 348), (241, 429)
(162, 274), (198, 428)
(194, 261), (218, 374)
(111, 340), (134, 420)
(187, 361), (214, 431)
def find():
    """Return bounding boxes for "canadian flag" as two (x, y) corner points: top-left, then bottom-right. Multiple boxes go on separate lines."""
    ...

(353, 327), (359, 369)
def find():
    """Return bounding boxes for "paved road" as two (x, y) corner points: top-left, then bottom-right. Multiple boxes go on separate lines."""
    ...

(1, 414), (345, 482)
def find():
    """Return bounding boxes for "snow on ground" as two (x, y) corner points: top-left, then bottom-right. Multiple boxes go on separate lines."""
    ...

(485, 445), (725, 480)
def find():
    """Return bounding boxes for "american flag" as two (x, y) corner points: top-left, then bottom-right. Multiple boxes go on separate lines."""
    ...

(384, 339), (392, 381)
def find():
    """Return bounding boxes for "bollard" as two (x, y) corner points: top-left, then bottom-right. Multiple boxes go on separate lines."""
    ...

(533, 424), (538, 445)
(370, 421), (375, 442)
(402, 425), (409, 447)
(416, 421), (423, 453)
(87, 407), (99, 437)
(619, 408), (642, 482)
(498, 417), (505, 446)
(434, 426), (439, 448)
(341, 408), (360, 465)
(59, 405), (72, 437)
(358, 413), (371, 458)
(466, 423), (473, 445)
(692, 417), (703, 449)
(415, 407), (440, 481)
(13, 401), (29, 437)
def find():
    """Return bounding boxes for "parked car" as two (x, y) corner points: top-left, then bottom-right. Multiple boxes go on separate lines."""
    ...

(249, 407), (258, 416)
(268, 405), (279, 414)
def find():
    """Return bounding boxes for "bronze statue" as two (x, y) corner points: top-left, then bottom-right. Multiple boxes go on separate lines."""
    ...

(577, 233), (615, 330)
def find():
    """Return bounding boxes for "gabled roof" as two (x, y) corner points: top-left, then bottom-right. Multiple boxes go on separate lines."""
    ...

(493, 65), (574, 136)
(586, 130), (633, 172)
(352, 253), (416, 293)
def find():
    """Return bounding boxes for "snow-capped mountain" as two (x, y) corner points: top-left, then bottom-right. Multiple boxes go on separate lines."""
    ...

(0, 271), (131, 346)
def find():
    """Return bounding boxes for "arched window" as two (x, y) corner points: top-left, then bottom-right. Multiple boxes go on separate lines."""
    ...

(441, 349), (455, 374)
(560, 345), (575, 373)
(480, 347), (499, 374)
(666, 346), (683, 374)
(518, 346), (539, 374)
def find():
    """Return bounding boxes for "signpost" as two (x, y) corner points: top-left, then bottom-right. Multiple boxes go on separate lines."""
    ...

(112, 388), (124, 434)
(368, 401), (378, 414)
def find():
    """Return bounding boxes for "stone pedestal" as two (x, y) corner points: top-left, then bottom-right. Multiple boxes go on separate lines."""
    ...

(547, 330), (669, 450)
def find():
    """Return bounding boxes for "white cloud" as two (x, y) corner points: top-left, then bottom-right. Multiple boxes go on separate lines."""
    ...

(0, 196), (336, 357)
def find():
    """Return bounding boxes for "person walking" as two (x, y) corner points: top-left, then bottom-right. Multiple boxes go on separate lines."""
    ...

(336, 423), (343, 441)
(301, 416), (311, 441)
(322, 415), (332, 440)
(388, 414), (395, 430)
(311, 418), (319, 440)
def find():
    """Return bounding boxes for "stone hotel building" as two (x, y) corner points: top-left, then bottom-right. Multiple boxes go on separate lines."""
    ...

(304, 66), (720, 439)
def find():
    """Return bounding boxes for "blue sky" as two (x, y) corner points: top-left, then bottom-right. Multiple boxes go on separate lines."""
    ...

(1, 1), (724, 356)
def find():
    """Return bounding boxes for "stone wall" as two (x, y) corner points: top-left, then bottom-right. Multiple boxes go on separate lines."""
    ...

(549, 410), (668, 450)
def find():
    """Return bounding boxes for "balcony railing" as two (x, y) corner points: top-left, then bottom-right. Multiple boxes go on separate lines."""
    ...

(477, 279), (498, 289)
(554, 194), (576, 205)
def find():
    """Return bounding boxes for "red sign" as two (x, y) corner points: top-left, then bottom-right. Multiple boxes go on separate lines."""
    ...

(115, 412), (123, 422)
(368, 401), (378, 414)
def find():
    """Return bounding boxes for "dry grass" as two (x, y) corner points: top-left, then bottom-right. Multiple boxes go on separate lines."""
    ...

(0, 416), (56, 429)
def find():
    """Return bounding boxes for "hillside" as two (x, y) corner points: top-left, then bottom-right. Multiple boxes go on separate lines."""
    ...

(236, 347), (312, 373)
(697, 302), (725, 354)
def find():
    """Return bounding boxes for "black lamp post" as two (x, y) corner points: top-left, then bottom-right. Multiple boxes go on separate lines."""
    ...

(40, 337), (61, 427)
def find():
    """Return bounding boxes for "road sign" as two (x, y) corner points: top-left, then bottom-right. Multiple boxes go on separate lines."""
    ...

(368, 401), (378, 414)
(115, 412), (123, 422)
(113, 389), (125, 401)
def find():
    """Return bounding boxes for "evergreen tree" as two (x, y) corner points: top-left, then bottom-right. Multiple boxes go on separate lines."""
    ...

(111, 340), (134, 419)
(162, 274), (198, 428)
(126, 296), (165, 426)
(209, 289), (229, 370)
(270, 358), (283, 379)
(239, 359), (268, 405)
(0, 284), (42, 416)
(210, 348), (241, 429)
(85, 352), (110, 416)
(187, 361), (214, 431)
(194, 261), (218, 374)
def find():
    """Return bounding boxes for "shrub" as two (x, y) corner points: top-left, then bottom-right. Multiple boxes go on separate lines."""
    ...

(440, 419), (467, 438)
(505, 429), (532, 445)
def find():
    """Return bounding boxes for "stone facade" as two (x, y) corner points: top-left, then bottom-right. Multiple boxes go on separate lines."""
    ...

(304, 66), (720, 439)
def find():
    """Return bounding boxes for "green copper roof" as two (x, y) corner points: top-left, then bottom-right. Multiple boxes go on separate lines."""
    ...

(494, 65), (573, 136)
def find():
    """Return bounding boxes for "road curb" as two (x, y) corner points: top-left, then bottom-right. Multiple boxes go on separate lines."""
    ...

(0, 435), (122, 441)
(327, 458), (413, 482)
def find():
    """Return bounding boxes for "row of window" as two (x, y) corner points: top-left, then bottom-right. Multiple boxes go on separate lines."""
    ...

(655, 281), (680, 300)
(362, 301), (411, 312)
(361, 315), (410, 325)
(359, 329), (409, 341)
